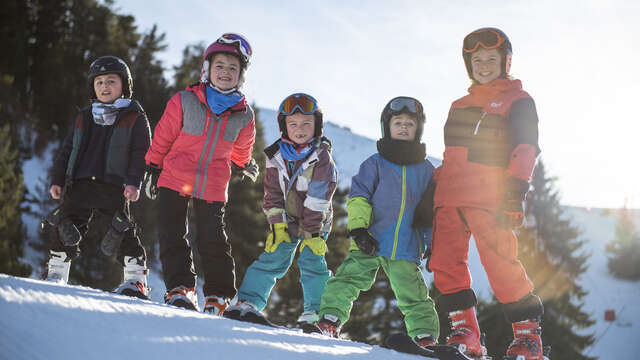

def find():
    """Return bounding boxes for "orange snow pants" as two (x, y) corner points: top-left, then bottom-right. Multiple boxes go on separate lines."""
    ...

(429, 206), (533, 303)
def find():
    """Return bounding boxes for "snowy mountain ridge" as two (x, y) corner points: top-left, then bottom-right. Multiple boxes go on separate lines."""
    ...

(256, 107), (442, 188)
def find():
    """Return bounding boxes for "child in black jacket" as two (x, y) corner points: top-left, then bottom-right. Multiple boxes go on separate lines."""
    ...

(46, 56), (151, 299)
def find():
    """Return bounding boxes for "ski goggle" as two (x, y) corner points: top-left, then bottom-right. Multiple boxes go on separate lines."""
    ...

(388, 97), (422, 115)
(279, 93), (319, 116)
(217, 33), (252, 62)
(463, 29), (506, 53)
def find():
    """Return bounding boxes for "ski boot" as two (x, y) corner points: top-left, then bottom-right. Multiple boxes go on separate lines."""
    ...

(413, 333), (437, 349)
(164, 285), (198, 311)
(223, 300), (260, 320)
(45, 250), (71, 284)
(114, 256), (149, 299)
(203, 295), (230, 315)
(316, 314), (341, 338)
(504, 318), (546, 360)
(447, 307), (487, 358)
(297, 310), (322, 334)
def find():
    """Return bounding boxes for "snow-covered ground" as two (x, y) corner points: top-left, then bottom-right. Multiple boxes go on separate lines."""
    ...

(14, 107), (639, 359)
(0, 274), (419, 360)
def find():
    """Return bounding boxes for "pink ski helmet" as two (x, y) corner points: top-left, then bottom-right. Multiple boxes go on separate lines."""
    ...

(200, 33), (252, 88)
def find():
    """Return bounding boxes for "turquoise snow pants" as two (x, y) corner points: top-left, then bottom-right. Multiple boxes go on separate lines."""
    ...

(237, 238), (332, 311)
(319, 250), (439, 339)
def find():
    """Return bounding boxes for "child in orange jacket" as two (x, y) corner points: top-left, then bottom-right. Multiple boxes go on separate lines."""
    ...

(426, 28), (545, 360)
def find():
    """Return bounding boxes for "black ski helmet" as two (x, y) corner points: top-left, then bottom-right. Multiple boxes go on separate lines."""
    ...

(462, 27), (512, 82)
(277, 93), (323, 140)
(88, 56), (133, 99)
(380, 96), (426, 141)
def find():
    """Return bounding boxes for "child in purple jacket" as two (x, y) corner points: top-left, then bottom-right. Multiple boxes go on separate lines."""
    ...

(224, 93), (337, 328)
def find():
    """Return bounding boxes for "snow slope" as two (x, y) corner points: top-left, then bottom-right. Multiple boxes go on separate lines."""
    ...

(0, 274), (420, 360)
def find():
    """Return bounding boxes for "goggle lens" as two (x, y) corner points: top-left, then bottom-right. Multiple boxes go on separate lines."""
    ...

(463, 29), (504, 53)
(218, 33), (253, 60)
(389, 97), (420, 114)
(279, 93), (318, 116)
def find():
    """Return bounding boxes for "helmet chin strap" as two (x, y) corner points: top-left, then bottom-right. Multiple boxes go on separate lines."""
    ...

(208, 83), (237, 94)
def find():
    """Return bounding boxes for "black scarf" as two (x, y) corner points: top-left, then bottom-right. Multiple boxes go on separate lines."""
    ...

(376, 138), (426, 165)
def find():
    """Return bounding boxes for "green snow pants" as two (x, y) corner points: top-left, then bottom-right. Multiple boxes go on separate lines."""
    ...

(319, 250), (439, 339)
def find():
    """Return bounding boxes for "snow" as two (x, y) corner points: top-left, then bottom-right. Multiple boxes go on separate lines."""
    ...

(12, 106), (639, 359)
(0, 274), (417, 360)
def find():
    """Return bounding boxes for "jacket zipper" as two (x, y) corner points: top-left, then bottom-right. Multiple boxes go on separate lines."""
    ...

(391, 166), (406, 260)
(473, 111), (487, 135)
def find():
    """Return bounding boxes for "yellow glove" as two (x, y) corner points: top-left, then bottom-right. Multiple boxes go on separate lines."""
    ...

(265, 223), (291, 253)
(299, 236), (327, 256)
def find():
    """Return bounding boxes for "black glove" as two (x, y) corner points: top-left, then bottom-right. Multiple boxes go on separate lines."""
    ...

(143, 164), (161, 200)
(232, 158), (259, 182)
(496, 177), (529, 229)
(413, 179), (436, 228)
(350, 228), (379, 256)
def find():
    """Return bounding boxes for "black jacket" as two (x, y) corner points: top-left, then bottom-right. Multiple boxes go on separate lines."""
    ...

(51, 100), (151, 189)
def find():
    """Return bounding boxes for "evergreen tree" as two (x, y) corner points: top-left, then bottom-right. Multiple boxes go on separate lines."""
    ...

(478, 160), (596, 360)
(0, 124), (32, 276)
(1, 0), (170, 289)
(171, 43), (205, 94)
(606, 206), (640, 280)
(224, 105), (268, 285)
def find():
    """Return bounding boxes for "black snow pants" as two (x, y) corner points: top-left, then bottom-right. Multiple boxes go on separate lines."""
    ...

(50, 179), (146, 264)
(157, 187), (236, 299)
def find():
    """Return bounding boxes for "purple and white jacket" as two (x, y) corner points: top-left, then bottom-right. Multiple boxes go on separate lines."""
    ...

(262, 137), (338, 239)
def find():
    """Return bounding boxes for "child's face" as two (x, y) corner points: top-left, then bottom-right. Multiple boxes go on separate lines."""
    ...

(93, 73), (123, 104)
(470, 48), (502, 84)
(209, 53), (241, 90)
(389, 113), (417, 141)
(285, 112), (315, 144)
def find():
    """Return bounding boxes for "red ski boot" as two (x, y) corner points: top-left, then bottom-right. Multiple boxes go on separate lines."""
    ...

(504, 318), (545, 360)
(446, 307), (486, 358)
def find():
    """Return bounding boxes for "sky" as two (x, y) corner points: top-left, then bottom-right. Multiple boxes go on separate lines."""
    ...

(111, 0), (640, 209)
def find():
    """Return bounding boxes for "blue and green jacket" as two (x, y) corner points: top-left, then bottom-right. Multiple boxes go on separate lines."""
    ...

(348, 153), (434, 263)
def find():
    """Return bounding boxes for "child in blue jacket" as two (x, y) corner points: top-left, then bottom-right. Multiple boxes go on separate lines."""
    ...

(316, 97), (439, 347)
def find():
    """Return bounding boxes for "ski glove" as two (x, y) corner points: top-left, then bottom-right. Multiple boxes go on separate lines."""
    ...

(496, 177), (530, 229)
(300, 236), (327, 256)
(265, 222), (291, 253)
(350, 228), (379, 257)
(232, 158), (260, 182)
(412, 179), (437, 229)
(143, 163), (161, 200)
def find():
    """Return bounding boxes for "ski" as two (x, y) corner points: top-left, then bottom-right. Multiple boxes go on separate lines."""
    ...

(223, 309), (289, 330)
(298, 322), (323, 334)
(385, 332), (476, 360)
(503, 345), (551, 360)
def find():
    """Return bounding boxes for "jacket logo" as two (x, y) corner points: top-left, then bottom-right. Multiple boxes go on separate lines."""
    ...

(490, 102), (503, 108)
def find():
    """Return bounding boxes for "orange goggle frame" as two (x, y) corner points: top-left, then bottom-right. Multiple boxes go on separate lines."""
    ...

(463, 29), (506, 53)
(279, 93), (318, 116)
